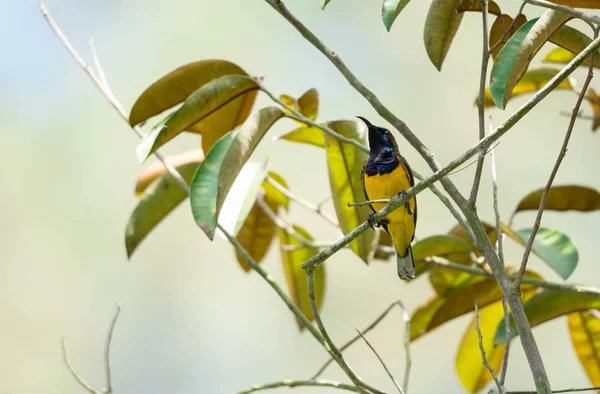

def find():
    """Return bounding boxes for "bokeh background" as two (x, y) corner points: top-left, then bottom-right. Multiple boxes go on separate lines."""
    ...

(3, 1), (600, 393)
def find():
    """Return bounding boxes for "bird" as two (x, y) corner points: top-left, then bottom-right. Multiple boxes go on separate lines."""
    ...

(358, 116), (417, 281)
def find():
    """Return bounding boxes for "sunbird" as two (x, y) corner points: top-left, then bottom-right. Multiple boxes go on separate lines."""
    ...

(358, 116), (417, 280)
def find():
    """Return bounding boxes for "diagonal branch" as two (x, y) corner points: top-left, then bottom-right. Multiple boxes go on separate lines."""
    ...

(468, 0), (490, 206)
(61, 338), (101, 394)
(515, 27), (598, 289)
(237, 379), (363, 394)
(524, 0), (600, 25)
(353, 328), (403, 394)
(104, 304), (121, 394)
(475, 301), (504, 394)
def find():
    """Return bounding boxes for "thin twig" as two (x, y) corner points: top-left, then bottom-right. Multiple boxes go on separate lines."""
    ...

(348, 199), (391, 207)
(265, 176), (339, 226)
(353, 328), (403, 394)
(474, 301), (504, 394)
(509, 386), (600, 394)
(311, 301), (403, 380)
(515, 27), (598, 289)
(307, 272), (383, 394)
(61, 338), (100, 394)
(490, 116), (510, 386)
(524, 0), (600, 25)
(398, 301), (411, 394)
(237, 379), (362, 394)
(468, 0), (490, 206)
(424, 255), (600, 298)
(104, 304), (121, 394)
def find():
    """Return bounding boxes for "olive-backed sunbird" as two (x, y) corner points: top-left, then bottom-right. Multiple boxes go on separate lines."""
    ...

(358, 116), (417, 281)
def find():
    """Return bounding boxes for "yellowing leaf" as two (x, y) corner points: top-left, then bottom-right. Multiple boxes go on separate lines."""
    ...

(457, 0), (502, 16)
(489, 14), (528, 60)
(547, 25), (600, 67)
(587, 89), (600, 131)
(262, 171), (290, 210)
(278, 126), (326, 148)
(568, 311), (600, 386)
(325, 120), (378, 263)
(136, 75), (259, 162)
(495, 289), (600, 344)
(544, 47), (578, 64)
(490, 10), (572, 109)
(129, 60), (254, 126)
(125, 161), (199, 258)
(515, 185), (600, 214)
(280, 88), (319, 122)
(423, 0), (465, 71)
(235, 197), (278, 272)
(482, 66), (573, 107)
(190, 107), (284, 240)
(134, 149), (204, 197)
(456, 301), (506, 393)
(278, 225), (326, 330)
(411, 235), (473, 287)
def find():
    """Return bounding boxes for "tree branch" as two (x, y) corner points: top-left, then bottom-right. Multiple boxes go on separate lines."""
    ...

(104, 304), (121, 394)
(61, 338), (101, 394)
(515, 27), (598, 289)
(524, 0), (600, 25)
(468, 0), (490, 206)
(353, 328), (403, 394)
(237, 379), (362, 394)
(307, 272), (383, 394)
(475, 301), (504, 394)
(509, 387), (600, 394)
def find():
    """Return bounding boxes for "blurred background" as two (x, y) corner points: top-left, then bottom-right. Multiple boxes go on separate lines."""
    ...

(2, 0), (600, 393)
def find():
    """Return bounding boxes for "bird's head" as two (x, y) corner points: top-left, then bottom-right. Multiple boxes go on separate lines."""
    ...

(357, 116), (398, 156)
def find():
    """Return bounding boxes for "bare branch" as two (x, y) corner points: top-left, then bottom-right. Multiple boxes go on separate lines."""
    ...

(474, 301), (504, 394)
(237, 379), (362, 394)
(398, 301), (411, 394)
(524, 0), (600, 25)
(468, 0), (490, 206)
(353, 328), (403, 394)
(307, 272), (382, 394)
(348, 199), (390, 207)
(265, 176), (339, 226)
(104, 304), (121, 394)
(61, 338), (100, 394)
(515, 27), (598, 289)
(509, 386), (600, 394)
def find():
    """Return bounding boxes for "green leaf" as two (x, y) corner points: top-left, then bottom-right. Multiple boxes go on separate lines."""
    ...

(382, 0), (413, 32)
(482, 66), (573, 107)
(321, 0), (332, 9)
(423, 0), (465, 71)
(490, 10), (573, 109)
(514, 185), (600, 214)
(125, 160), (200, 258)
(129, 60), (254, 126)
(278, 126), (326, 148)
(136, 75), (259, 162)
(278, 225), (326, 330)
(515, 228), (578, 280)
(190, 107), (284, 240)
(494, 289), (600, 345)
(568, 311), (600, 386)
(325, 120), (379, 263)
(456, 0), (502, 16)
(134, 149), (204, 197)
(489, 14), (528, 60)
(218, 161), (268, 236)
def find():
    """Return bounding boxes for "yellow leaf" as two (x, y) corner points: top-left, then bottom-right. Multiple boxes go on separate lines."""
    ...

(587, 89), (600, 132)
(235, 197), (278, 272)
(325, 120), (378, 263)
(278, 225), (326, 330)
(262, 171), (290, 210)
(568, 311), (600, 385)
(515, 184), (600, 213)
(280, 88), (319, 122)
(549, 0), (600, 8)
(278, 126), (326, 148)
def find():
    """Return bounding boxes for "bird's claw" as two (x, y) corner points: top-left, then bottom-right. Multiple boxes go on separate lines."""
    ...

(367, 213), (380, 229)
(398, 190), (412, 215)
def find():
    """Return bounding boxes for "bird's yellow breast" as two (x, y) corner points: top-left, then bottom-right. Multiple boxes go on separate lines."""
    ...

(363, 164), (415, 221)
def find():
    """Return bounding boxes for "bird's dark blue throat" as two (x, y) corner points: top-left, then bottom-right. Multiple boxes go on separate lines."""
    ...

(358, 116), (400, 176)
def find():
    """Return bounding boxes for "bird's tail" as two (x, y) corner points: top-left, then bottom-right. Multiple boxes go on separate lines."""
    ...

(396, 246), (415, 281)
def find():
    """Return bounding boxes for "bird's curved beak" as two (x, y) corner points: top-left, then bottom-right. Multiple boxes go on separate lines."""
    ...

(358, 116), (385, 149)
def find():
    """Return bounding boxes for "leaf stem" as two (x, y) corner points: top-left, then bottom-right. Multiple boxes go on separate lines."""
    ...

(237, 379), (362, 394)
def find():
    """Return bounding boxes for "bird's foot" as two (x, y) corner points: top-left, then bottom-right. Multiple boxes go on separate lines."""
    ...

(398, 191), (412, 215)
(367, 213), (380, 229)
